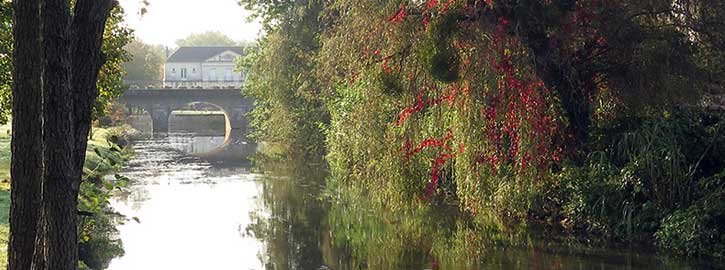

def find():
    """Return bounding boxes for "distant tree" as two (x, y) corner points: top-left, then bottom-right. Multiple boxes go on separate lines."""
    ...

(175, 30), (238, 47)
(123, 39), (165, 84)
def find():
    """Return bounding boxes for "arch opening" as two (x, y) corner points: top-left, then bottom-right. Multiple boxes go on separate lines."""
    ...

(167, 101), (232, 155)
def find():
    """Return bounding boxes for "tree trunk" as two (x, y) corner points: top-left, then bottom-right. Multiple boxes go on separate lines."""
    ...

(71, 0), (115, 176)
(40, 0), (78, 269)
(8, 1), (44, 270)
(10, 0), (113, 269)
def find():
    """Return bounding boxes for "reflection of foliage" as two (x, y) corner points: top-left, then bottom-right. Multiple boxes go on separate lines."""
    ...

(325, 181), (498, 269)
(246, 159), (334, 270)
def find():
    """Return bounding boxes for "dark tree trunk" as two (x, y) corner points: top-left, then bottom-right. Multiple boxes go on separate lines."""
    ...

(8, 1), (44, 270)
(40, 0), (77, 269)
(71, 0), (115, 176)
(10, 0), (115, 269)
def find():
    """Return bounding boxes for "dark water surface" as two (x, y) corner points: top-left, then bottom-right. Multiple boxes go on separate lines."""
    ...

(107, 135), (722, 270)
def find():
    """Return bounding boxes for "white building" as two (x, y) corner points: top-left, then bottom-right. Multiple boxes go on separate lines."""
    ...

(163, 46), (245, 88)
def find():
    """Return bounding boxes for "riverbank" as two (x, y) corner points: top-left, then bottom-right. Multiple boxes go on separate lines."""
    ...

(0, 124), (137, 269)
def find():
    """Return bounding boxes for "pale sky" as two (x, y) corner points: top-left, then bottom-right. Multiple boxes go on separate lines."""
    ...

(118, 0), (263, 47)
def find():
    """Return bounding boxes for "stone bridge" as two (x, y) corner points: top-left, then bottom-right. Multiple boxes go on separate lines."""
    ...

(117, 88), (253, 144)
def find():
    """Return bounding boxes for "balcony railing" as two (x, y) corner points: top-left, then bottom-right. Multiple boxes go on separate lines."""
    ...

(124, 80), (245, 89)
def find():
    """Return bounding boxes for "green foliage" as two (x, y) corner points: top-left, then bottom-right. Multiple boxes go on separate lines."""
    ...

(243, 0), (725, 259)
(427, 11), (463, 83)
(0, 1), (12, 125)
(326, 78), (414, 207)
(0, 1), (131, 122)
(94, 6), (133, 118)
(240, 0), (329, 160)
(656, 172), (725, 258)
(540, 109), (725, 257)
(0, 125), (134, 268)
(78, 127), (133, 269)
(175, 31), (239, 47)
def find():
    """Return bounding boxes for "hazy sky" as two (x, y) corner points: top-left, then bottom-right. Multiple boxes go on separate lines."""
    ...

(118, 0), (263, 47)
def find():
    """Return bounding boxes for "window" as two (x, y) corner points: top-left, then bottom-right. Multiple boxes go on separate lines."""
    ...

(180, 68), (188, 79)
(208, 68), (216, 81)
(192, 68), (196, 73)
(225, 69), (232, 81)
(172, 68), (176, 73)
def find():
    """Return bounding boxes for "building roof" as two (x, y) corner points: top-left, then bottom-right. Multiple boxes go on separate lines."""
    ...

(166, 46), (244, 63)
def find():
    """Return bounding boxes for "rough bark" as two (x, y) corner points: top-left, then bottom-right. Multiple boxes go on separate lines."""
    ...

(10, 0), (115, 268)
(8, 1), (44, 270)
(71, 0), (115, 176)
(40, 0), (77, 269)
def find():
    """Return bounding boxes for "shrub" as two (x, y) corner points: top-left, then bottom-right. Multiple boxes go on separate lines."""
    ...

(656, 172), (725, 257)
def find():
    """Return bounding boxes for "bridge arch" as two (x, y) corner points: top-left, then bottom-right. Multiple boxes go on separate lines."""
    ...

(168, 102), (231, 142)
(118, 88), (253, 146)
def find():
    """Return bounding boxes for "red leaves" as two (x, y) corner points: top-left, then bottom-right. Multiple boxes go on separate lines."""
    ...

(382, 56), (393, 73)
(397, 92), (427, 125)
(403, 130), (458, 200)
(389, 4), (407, 24)
(387, 1), (563, 204)
(424, 153), (456, 199)
(467, 15), (562, 178)
(397, 85), (461, 125)
(427, 0), (439, 9)
(406, 130), (454, 158)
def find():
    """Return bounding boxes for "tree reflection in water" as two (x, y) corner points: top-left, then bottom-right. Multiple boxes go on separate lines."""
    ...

(247, 158), (716, 270)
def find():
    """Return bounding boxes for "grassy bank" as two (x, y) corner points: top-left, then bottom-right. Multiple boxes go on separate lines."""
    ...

(0, 125), (136, 269)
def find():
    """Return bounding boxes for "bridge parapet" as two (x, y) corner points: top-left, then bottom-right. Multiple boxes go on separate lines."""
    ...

(117, 88), (253, 143)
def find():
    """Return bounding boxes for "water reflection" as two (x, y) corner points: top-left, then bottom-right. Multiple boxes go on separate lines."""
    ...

(108, 136), (721, 270)
(167, 133), (226, 154)
(107, 136), (263, 270)
(246, 159), (722, 270)
(246, 161), (342, 270)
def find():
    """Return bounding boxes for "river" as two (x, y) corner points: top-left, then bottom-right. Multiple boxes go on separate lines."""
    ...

(105, 135), (722, 270)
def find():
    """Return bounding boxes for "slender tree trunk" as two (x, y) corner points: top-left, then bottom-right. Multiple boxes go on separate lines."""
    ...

(8, 1), (44, 270)
(40, 0), (77, 269)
